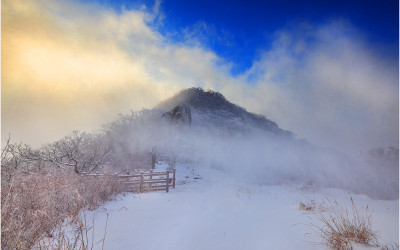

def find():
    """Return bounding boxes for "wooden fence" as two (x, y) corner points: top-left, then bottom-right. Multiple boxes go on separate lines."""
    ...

(83, 169), (176, 193)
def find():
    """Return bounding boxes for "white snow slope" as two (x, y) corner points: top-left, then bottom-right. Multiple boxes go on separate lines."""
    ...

(87, 163), (399, 250)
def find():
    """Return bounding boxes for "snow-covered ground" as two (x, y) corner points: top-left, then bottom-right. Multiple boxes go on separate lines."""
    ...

(86, 163), (399, 250)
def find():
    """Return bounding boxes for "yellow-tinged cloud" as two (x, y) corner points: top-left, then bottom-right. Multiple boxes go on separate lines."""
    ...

(2, 0), (180, 146)
(2, 0), (239, 147)
(1, 0), (398, 154)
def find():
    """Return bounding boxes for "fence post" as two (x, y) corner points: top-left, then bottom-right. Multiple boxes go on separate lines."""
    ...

(173, 168), (176, 189)
(151, 147), (156, 170)
(166, 171), (169, 193)
(140, 172), (144, 193)
(149, 169), (153, 191)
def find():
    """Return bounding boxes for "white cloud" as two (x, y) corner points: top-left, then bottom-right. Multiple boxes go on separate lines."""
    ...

(2, 1), (398, 154)
(226, 21), (398, 154)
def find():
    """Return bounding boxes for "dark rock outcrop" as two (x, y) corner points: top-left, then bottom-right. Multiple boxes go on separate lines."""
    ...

(162, 105), (192, 127)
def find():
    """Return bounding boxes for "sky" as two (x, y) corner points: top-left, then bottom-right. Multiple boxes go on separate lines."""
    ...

(85, 0), (399, 75)
(2, 0), (399, 154)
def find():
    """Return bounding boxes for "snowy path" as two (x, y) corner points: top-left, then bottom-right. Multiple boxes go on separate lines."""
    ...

(87, 164), (399, 250)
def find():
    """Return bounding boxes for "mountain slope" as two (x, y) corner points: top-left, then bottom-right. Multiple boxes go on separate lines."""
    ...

(103, 87), (398, 200)
(157, 87), (293, 137)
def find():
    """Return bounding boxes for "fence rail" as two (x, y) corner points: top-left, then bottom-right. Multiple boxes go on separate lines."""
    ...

(82, 169), (176, 193)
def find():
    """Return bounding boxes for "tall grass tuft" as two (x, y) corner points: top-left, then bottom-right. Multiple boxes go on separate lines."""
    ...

(307, 196), (379, 249)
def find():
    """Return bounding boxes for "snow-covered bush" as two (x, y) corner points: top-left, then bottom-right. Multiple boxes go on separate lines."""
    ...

(1, 170), (121, 249)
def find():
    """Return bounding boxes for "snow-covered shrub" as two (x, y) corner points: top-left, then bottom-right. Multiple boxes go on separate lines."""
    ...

(1, 170), (121, 249)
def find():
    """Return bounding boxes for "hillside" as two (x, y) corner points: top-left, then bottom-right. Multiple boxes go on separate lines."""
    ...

(100, 87), (398, 200)
(157, 88), (293, 137)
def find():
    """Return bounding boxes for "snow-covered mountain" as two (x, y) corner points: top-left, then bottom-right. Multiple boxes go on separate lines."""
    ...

(82, 88), (399, 250)
(85, 87), (399, 249)
(104, 87), (398, 200)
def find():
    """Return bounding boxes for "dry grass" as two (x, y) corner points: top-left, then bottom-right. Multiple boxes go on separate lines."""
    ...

(34, 212), (110, 250)
(299, 200), (316, 211)
(1, 170), (122, 249)
(299, 196), (326, 213)
(307, 196), (379, 249)
(382, 243), (400, 250)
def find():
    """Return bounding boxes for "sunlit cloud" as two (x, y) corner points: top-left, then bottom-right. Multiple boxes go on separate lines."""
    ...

(2, 0), (205, 145)
(2, 0), (398, 155)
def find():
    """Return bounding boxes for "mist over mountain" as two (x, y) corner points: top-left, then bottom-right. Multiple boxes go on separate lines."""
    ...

(101, 87), (398, 200)
(6, 87), (396, 200)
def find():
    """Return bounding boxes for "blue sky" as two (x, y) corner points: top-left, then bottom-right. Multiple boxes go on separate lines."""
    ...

(82, 0), (399, 74)
(3, 0), (398, 153)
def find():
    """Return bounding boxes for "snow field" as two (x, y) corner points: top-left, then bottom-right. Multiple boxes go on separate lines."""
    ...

(86, 163), (399, 250)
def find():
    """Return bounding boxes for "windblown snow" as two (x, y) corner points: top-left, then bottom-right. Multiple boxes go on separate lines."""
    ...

(86, 162), (398, 250)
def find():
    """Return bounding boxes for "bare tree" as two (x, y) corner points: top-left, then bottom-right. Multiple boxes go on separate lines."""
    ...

(1, 135), (34, 183)
(17, 131), (112, 174)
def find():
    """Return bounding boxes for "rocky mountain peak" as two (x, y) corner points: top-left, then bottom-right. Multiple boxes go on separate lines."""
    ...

(157, 87), (293, 137)
(157, 88), (231, 111)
